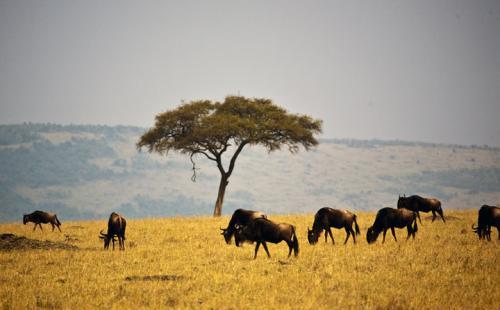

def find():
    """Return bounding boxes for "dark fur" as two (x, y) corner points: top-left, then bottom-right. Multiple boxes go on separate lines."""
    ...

(220, 209), (266, 245)
(234, 218), (299, 259)
(397, 195), (445, 223)
(366, 207), (418, 244)
(307, 208), (360, 245)
(23, 210), (62, 232)
(472, 205), (500, 241)
(99, 212), (126, 250)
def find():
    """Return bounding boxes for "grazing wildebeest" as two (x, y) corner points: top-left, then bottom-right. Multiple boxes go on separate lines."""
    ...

(220, 209), (267, 245)
(366, 207), (418, 244)
(99, 212), (126, 250)
(397, 194), (445, 223)
(23, 210), (62, 232)
(234, 217), (299, 259)
(307, 208), (360, 245)
(472, 205), (500, 241)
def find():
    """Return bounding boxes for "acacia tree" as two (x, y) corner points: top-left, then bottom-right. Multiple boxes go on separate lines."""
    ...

(137, 96), (322, 216)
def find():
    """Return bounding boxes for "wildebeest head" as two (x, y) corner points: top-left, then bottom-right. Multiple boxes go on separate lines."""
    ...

(397, 194), (407, 209)
(220, 227), (232, 244)
(472, 224), (490, 240)
(471, 224), (480, 239)
(366, 226), (378, 244)
(234, 224), (253, 247)
(99, 230), (112, 249)
(307, 227), (320, 245)
(99, 230), (119, 249)
(22, 214), (28, 225)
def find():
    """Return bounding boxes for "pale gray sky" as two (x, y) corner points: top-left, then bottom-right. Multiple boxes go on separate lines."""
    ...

(1, 0), (499, 146)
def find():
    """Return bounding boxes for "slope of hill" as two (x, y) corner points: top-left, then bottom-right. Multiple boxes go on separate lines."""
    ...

(0, 123), (499, 222)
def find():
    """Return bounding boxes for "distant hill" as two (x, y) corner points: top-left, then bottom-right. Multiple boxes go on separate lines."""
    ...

(1, 123), (499, 222)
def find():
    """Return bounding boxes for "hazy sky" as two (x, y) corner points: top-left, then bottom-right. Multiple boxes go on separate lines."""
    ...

(1, 1), (499, 146)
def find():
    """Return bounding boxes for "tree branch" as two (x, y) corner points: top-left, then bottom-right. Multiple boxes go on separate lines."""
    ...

(227, 140), (248, 177)
(197, 150), (217, 161)
(215, 154), (227, 177)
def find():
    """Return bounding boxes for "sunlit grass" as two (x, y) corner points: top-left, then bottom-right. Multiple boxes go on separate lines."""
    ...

(0, 210), (498, 309)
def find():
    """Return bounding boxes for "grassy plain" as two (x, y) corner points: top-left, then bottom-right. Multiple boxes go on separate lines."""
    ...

(0, 210), (498, 309)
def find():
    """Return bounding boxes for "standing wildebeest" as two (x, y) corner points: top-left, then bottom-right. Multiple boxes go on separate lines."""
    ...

(307, 208), (360, 245)
(23, 210), (62, 232)
(397, 195), (445, 223)
(220, 209), (267, 245)
(99, 212), (126, 250)
(234, 217), (299, 259)
(366, 207), (418, 244)
(472, 205), (500, 241)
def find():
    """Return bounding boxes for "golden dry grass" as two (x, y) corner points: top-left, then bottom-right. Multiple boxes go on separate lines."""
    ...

(0, 210), (498, 309)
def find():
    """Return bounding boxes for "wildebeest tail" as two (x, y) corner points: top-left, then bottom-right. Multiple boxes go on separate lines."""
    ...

(353, 214), (360, 235)
(291, 225), (299, 257)
(121, 218), (126, 240)
(55, 215), (61, 226)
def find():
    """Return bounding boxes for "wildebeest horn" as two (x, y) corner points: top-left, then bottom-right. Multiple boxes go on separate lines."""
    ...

(99, 230), (107, 239)
(471, 224), (478, 231)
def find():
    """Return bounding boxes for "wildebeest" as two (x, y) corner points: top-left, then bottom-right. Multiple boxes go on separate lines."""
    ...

(472, 205), (500, 241)
(366, 207), (418, 244)
(397, 194), (445, 223)
(220, 209), (267, 245)
(307, 208), (360, 245)
(99, 212), (126, 250)
(23, 210), (62, 232)
(234, 217), (299, 259)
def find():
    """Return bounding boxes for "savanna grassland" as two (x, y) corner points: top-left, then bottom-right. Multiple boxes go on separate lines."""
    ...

(0, 210), (498, 309)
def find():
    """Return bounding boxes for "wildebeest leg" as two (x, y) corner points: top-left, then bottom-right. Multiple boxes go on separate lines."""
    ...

(112, 237), (115, 250)
(350, 227), (356, 244)
(416, 211), (422, 224)
(406, 225), (411, 240)
(51, 223), (55, 231)
(391, 227), (397, 242)
(324, 229), (328, 243)
(261, 241), (271, 258)
(57, 224), (62, 232)
(254, 242), (261, 259)
(431, 211), (436, 222)
(438, 209), (446, 223)
(33, 224), (37, 231)
(286, 240), (293, 257)
(344, 227), (350, 245)
(382, 229), (387, 243)
(326, 228), (335, 244)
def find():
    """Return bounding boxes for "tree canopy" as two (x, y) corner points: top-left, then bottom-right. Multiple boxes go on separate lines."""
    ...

(137, 96), (322, 216)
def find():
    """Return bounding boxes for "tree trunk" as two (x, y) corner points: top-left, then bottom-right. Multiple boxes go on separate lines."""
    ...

(213, 175), (229, 217)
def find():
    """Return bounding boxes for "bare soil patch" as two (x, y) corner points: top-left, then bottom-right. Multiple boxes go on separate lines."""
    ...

(125, 275), (184, 282)
(0, 233), (79, 251)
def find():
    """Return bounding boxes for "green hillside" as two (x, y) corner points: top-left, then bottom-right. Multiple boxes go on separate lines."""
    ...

(0, 124), (499, 222)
